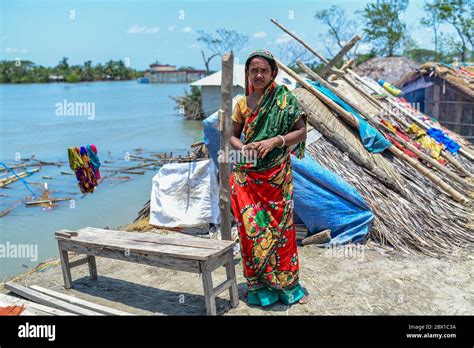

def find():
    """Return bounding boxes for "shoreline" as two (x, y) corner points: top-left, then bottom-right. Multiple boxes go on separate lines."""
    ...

(2, 220), (473, 315)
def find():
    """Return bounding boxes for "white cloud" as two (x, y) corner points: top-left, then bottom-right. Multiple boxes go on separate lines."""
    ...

(275, 33), (292, 44)
(182, 26), (193, 33)
(188, 43), (200, 49)
(253, 31), (267, 39)
(4, 48), (28, 54)
(128, 25), (160, 34)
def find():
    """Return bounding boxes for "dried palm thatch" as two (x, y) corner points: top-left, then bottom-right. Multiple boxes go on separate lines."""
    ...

(328, 76), (474, 194)
(294, 87), (473, 257)
(353, 57), (419, 84)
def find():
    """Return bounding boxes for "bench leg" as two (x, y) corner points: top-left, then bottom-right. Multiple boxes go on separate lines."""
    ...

(57, 243), (73, 289)
(87, 255), (98, 280)
(201, 264), (217, 316)
(225, 256), (239, 308)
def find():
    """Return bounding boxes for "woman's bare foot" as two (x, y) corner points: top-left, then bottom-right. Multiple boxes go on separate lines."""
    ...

(298, 293), (310, 304)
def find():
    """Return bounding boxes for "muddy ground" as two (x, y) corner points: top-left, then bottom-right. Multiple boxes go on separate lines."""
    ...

(2, 228), (473, 316)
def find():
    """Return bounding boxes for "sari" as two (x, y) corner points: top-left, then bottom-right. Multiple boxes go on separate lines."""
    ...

(229, 79), (307, 306)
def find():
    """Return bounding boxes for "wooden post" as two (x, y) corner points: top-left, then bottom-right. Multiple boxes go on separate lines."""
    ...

(319, 35), (361, 78)
(219, 52), (234, 241)
(432, 84), (440, 119)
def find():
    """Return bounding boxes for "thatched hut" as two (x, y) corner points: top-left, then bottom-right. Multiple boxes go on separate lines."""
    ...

(396, 63), (474, 140)
(353, 57), (419, 84)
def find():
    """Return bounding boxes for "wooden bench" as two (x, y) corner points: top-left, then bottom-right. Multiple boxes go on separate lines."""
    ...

(55, 227), (239, 315)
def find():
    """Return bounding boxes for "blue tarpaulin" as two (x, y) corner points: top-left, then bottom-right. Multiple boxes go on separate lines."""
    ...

(307, 80), (392, 154)
(203, 108), (373, 245)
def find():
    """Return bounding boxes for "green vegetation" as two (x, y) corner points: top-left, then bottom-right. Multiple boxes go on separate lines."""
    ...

(0, 57), (143, 83)
(312, 0), (473, 64)
(171, 86), (204, 120)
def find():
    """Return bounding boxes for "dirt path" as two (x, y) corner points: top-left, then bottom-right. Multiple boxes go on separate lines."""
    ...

(2, 236), (472, 315)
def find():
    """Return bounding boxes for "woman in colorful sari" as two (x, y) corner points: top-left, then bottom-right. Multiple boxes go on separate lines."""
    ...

(229, 49), (309, 306)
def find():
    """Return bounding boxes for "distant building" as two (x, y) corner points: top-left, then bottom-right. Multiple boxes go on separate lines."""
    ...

(141, 63), (206, 83)
(48, 75), (64, 82)
(191, 64), (297, 117)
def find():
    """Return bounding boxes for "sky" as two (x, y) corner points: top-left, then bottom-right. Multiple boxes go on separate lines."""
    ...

(0, 0), (457, 71)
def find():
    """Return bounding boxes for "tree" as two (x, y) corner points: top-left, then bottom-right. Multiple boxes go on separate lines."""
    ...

(360, 0), (409, 57)
(421, 1), (443, 60)
(197, 29), (249, 74)
(278, 41), (313, 66)
(430, 0), (473, 61)
(315, 5), (361, 59)
(57, 57), (69, 73)
(82, 60), (94, 81)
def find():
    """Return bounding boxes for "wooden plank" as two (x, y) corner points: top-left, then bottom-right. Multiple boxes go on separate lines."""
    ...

(5, 282), (104, 316)
(59, 241), (201, 273)
(30, 285), (133, 316)
(58, 242), (72, 289)
(213, 279), (233, 296)
(76, 227), (234, 251)
(57, 234), (216, 261)
(69, 256), (89, 268)
(87, 255), (98, 280)
(0, 293), (75, 316)
(219, 52), (234, 241)
(224, 254), (239, 308)
(302, 229), (332, 246)
(201, 265), (216, 315)
(61, 228), (235, 260)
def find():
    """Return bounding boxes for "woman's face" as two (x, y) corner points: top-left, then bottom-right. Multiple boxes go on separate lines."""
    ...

(248, 57), (275, 91)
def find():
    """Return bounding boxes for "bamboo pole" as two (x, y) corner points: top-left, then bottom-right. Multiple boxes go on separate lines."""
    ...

(319, 35), (361, 77)
(302, 57), (472, 177)
(270, 17), (474, 165)
(0, 168), (40, 188)
(277, 59), (470, 205)
(380, 123), (474, 191)
(218, 51), (234, 241)
(297, 61), (474, 191)
(346, 68), (474, 162)
(270, 18), (328, 64)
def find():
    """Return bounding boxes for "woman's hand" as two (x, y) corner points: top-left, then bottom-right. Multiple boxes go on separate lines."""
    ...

(250, 137), (281, 159)
(242, 143), (259, 159)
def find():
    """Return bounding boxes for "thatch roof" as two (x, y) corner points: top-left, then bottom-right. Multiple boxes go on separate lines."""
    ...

(395, 62), (474, 100)
(353, 57), (419, 84)
(294, 83), (473, 257)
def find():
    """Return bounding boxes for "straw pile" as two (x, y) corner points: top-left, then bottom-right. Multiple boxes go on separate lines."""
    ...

(294, 87), (473, 257)
(354, 57), (419, 84)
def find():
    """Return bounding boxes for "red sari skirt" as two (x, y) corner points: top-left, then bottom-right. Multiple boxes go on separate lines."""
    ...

(229, 156), (303, 303)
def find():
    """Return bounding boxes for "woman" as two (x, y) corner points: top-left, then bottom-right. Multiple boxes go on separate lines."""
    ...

(229, 49), (309, 306)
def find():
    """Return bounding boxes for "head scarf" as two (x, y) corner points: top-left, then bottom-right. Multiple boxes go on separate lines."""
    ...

(245, 49), (278, 96)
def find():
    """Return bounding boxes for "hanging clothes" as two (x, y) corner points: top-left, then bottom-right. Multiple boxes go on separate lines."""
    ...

(67, 144), (101, 193)
(406, 124), (444, 160)
(86, 144), (101, 180)
(427, 128), (461, 155)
